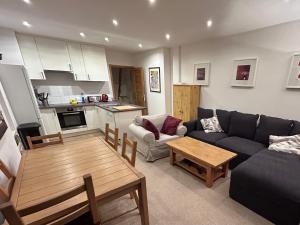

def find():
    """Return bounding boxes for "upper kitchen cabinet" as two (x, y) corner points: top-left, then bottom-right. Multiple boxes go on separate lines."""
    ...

(35, 37), (71, 72)
(67, 42), (89, 81)
(17, 34), (45, 80)
(81, 45), (109, 81)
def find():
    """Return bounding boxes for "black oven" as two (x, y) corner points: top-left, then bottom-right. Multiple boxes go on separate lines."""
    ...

(57, 107), (87, 130)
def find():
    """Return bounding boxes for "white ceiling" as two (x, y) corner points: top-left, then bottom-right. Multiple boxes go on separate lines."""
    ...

(1, 0), (300, 52)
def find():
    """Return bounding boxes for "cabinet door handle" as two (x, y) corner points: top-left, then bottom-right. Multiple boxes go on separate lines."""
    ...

(74, 74), (77, 80)
(88, 74), (90, 80)
(53, 109), (56, 117)
(69, 63), (73, 72)
(41, 71), (45, 79)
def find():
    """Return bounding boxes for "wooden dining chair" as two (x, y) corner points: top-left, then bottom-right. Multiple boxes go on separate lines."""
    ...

(26, 132), (63, 150)
(0, 160), (15, 201)
(0, 174), (100, 225)
(121, 133), (139, 207)
(105, 123), (119, 151)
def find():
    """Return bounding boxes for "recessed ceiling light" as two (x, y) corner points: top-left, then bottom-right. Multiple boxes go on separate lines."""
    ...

(104, 37), (109, 42)
(138, 43), (143, 48)
(165, 33), (170, 40)
(149, 0), (156, 4)
(112, 19), (118, 26)
(23, 0), (31, 4)
(207, 20), (213, 28)
(79, 32), (86, 37)
(22, 21), (32, 28)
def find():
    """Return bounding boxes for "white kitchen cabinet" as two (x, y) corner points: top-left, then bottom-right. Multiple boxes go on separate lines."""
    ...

(84, 106), (99, 130)
(81, 45), (109, 81)
(17, 34), (45, 80)
(67, 42), (89, 81)
(35, 37), (71, 71)
(40, 108), (61, 134)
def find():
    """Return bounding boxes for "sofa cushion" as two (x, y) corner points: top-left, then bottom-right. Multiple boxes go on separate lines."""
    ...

(216, 109), (232, 133)
(290, 120), (300, 135)
(254, 115), (293, 146)
(143, 119), (159, 140)
(155, 133), (180, 145)
(228, 111), (259, 139)
(216, 136), (265, 168)
(135, 114), (168, 130)
(187, 130), (228, 145)
(196, 107), (214, 130)
(161, 116), (182, 135)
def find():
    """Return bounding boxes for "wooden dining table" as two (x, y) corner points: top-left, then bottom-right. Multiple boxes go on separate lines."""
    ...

(10, 135), (149, 225)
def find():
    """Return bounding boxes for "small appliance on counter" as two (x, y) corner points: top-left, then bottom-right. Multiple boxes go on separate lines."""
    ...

(37, 92), (49, 105)
(87, 96), (95, 103)
(101, 94), (109, 102)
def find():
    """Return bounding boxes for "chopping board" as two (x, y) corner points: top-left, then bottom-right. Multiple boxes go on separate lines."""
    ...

(113, 105), (137, 110)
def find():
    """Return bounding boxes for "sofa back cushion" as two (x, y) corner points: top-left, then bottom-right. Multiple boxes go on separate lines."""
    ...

(228, 111), (259, 140)
(290, 121), (300, 135)
(216, 109), (232, 133)
(254, 115), (293, 145)
(143, 119), (160, 140)
(197, 107), (214, 130)
(161, 116), (182, 135)
(135, 114), (168, 131)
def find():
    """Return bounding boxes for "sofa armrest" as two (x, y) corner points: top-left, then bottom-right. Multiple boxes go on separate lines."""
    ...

(176, 125), (187, 136)
(128, 123), (155, 144)
(183, 120), (197, 134)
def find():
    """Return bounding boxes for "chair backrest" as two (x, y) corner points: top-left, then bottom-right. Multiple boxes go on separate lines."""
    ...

(0, 174), (100, 225)
(121, 133), (137, 167)
(105, 123), (119, 151)
(0, 160), (15, 201)
(26, 132), (63, 150)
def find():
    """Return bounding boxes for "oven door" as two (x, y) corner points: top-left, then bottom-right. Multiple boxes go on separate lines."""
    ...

(57, 111), (87, 130)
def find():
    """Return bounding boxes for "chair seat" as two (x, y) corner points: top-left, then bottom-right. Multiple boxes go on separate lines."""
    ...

(187, 131), (228, 145)
(216, 136), (265, 168)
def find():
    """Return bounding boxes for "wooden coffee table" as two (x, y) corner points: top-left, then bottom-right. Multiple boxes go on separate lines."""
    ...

(166, 137), (237, 188)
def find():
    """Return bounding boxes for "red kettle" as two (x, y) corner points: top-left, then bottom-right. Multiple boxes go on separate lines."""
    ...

(101, 94), (108, 102)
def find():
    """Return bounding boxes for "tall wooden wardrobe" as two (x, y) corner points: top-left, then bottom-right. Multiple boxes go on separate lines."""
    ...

(173, 84), (200, 122)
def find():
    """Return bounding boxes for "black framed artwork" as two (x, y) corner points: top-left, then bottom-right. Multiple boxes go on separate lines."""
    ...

(0, 111), (8, 140)
(149, 67), (161, 93)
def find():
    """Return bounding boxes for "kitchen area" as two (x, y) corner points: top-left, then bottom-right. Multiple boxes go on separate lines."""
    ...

(0, 32), (146, 149)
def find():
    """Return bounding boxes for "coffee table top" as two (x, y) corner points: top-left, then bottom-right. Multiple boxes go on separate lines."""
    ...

(166, 137), (237, 168)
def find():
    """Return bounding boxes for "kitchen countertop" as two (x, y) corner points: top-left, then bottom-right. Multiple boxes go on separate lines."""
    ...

(38, 101), (147, 113)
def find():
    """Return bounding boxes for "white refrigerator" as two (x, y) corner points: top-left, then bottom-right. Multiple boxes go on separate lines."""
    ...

(0, 64), (41, 126)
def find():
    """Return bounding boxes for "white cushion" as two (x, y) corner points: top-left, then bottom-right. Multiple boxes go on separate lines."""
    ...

(155, 133), (179, 145)
(268, 134), (300, 155)
(134, 114), (168, 131)
(200, 116), (224, 133)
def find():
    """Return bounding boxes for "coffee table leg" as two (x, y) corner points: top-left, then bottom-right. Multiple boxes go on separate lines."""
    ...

(170, 148), (176, 165)
(222, 162), (229, 178)
(206, 167), (214, 188)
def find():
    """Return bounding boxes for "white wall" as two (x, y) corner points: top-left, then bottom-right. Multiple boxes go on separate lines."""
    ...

(105, 49), (134, 66)
(0, 27), (23, 65)
(174, 20), (300, 121)
(134, 48), (171, 115)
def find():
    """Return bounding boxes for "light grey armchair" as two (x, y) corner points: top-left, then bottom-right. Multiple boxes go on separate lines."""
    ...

(128, 114), (187, 161)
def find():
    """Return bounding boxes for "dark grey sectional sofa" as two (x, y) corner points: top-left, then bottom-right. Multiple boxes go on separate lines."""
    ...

(183, 107), (300, 225)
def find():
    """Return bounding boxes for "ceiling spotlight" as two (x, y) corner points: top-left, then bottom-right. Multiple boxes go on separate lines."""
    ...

(79, 32), (86, 37)
(22, 21), (32, 28)
(23, 0), (31, 4)
(165, 33), (170, 40)
(138, 43), (143, 48)
(149, 0), (156, 4)
(104, 37), (109, 42)
(207, 20), (213, 28)
(112, 19), (118, 26)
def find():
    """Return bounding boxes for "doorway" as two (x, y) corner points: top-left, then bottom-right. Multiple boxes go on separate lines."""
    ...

(109, 65), (148, 115)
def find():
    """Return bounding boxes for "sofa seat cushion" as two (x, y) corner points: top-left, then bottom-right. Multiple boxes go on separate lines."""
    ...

(254, 115), (293, 146)
(155, 133), (179, 146)
(230, 150), (300, 225)
(187, 130), (228, 145)
(216, 137), (265, 168)
(228, 111), (259, 140)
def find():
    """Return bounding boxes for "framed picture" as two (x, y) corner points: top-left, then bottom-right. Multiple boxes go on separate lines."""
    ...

(0, 111), (7, 140)
(231, 58), (258, 87)
(194, 62), (210, 85)
(149, 67), (161, 93)
(286, 54), (300, 88)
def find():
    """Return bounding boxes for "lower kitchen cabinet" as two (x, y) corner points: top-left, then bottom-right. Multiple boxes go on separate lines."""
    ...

(40, 108), (61, 134)
(84, 106), (99, 130)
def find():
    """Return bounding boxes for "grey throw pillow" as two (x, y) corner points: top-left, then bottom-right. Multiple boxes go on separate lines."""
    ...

(200, 116), (224, 133)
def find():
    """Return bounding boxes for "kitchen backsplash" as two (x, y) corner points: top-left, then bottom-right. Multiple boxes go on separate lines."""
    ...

(31, 71), (112, 104)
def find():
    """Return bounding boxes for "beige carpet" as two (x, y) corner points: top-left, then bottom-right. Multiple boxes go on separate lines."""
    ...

(99, 153), (273, 225)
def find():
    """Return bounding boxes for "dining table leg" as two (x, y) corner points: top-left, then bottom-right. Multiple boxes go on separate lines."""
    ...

(138, 176), (149, 225)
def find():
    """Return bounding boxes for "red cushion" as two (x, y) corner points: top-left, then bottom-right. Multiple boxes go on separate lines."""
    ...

(161, 116), (182, 135)
(143, 119), (160, 140)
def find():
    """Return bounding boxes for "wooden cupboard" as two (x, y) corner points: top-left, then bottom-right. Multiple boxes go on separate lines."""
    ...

(173, 84), (200, 122)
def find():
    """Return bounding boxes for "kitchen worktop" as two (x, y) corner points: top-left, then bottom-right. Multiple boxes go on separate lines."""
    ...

(38, 101), (146, 113)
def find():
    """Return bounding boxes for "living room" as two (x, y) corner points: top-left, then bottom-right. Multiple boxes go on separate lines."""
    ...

(0, 1), (299, 225)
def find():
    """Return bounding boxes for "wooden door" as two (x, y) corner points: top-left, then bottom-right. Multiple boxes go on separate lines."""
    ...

(173, 85), (183, 120)
(131, 68), (148, 115)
